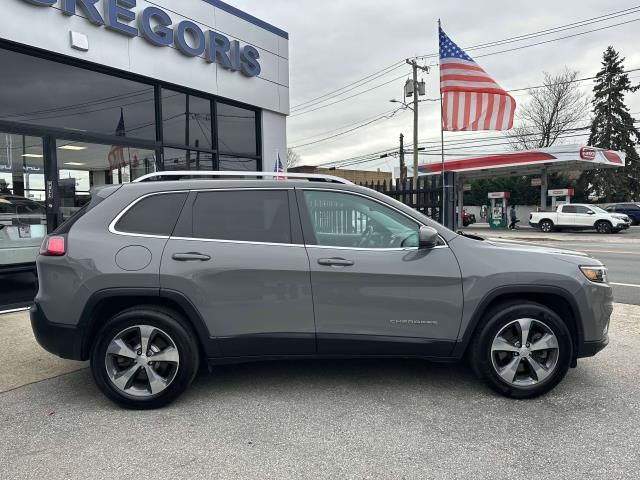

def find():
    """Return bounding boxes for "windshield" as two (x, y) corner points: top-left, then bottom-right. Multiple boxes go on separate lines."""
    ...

(590, 205), (608, 214)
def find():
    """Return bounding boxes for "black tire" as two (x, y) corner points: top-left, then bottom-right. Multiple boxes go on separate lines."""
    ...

(539, 220), (554, 233)
(469, 300), (573, 399)
(595, 220), (612, 234)
(90, 306), (200, 409)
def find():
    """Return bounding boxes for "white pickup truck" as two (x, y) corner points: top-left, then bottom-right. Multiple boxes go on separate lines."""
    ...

(529, 203), (631, 234)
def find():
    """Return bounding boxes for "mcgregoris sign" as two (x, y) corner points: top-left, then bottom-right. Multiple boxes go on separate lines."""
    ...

(21, 0), (261, 77)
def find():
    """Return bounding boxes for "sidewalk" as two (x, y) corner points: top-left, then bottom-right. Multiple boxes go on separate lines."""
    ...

(0, 311), (86, 393)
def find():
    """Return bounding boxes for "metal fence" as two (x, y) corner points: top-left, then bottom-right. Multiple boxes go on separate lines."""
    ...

(358, 177), (442, 223)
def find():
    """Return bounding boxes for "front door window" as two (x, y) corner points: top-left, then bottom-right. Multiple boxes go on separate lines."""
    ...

(301, 190), (419, 249)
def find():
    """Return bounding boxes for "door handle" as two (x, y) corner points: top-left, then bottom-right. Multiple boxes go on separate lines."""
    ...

(317, 257), (355, 267)
(172, 252), (211, 262)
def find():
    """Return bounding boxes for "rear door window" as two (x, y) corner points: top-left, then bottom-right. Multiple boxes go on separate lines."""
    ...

(561, 205), (576, 213)
(115, 192), (188, 236)
(574, 206), (592, 214)
(190, 190), (291, 244)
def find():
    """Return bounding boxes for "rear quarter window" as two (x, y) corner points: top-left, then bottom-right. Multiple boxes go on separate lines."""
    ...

(114, 192), (188, 237)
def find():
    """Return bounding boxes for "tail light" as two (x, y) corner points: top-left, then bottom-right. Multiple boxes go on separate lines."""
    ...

(40, 236), (66, 256)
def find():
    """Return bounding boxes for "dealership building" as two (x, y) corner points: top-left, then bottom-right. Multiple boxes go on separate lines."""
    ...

(0, 0), (289, 271)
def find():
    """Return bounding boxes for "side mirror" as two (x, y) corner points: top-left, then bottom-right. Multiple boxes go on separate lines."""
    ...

(418, 226), (439, 249)
(587, 210), (595, 215)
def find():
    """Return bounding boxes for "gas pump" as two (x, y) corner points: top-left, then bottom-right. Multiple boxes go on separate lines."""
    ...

(488, 192), (510, 229)
(548, 188), (574, 210)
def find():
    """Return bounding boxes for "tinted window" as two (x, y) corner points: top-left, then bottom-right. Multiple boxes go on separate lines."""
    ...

(302, 190), (419, 249)
(574, 206), (592, 214)
(217, 103), (257, 155)
(192, 190), (291, 243)
(561, 205), (576, 213)
(623, 204), (640, 211)
(115, 193), (188, 236)
(0, 47), (156, 140)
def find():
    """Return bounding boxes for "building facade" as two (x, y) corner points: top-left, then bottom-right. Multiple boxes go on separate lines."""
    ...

(0, 0), (289, 270)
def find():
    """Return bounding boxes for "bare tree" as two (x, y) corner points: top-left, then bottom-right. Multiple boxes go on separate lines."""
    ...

(507, 68), (589, 150)
(287, 148), (302, 169)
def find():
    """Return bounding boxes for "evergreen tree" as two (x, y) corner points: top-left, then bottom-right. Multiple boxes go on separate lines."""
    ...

(578, 46), (640, 201)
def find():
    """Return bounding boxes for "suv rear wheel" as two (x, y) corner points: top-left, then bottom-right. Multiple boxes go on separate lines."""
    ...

(470, 301), (573, 399)
(91, 307), (199, 409)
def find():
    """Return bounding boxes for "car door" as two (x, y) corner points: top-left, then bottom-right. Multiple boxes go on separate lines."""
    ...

(161, 188), (316, 357)
(297, 188), (463, 356)
(573, 205), (595, 227)
(556, 205), (576, 226)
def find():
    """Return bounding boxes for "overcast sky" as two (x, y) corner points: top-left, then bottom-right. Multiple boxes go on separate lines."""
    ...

(229, 0), (640, 170)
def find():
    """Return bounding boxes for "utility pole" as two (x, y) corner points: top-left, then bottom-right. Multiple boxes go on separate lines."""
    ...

(405, 59), (430, 200)
(399, 133), (407, 182)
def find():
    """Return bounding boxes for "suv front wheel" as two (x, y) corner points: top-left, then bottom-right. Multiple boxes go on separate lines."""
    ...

(470, 301), (573, 399)
(91, 307), (200, 409)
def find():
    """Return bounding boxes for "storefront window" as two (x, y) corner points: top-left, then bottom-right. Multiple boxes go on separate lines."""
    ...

(217, 103), (257, 156)
(56, 140), (157, 220)
(219, 155), (259, 171)
(0, 132), (47, 269)
(163, 148), (214, 171)
(0, 47), (156, 140)
(162, 89), (213, 149)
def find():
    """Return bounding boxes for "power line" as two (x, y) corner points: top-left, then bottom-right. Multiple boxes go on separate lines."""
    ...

(289, 7), (640, 120)
(289, 73), (410, 117)
(290, 62), (406, 111)
(290, 108), (406, 149)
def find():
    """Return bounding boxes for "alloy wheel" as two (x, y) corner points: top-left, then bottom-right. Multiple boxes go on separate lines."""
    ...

(105, 325), (180, 398)
(490, 318), (560, 387)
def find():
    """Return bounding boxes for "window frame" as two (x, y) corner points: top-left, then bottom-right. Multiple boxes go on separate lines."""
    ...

(296, 188), (447, 251)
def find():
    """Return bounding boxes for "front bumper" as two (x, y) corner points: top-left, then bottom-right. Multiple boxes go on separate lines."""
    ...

(30, 302), (84, 360)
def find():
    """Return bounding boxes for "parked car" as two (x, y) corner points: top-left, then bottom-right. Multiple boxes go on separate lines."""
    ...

(605, 203), (640, 226)
(0, 194), (47, 272)
(529, 203), (631, 233)
(31, 172), (612, 408)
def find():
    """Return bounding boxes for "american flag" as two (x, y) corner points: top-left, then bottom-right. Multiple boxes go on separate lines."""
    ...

(108, 108), (127, 170)
(274, 151), (285, 180)
(439, 26), (515, 132)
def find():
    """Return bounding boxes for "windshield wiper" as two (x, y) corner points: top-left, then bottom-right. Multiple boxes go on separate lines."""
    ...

(456, 230), (485, 241)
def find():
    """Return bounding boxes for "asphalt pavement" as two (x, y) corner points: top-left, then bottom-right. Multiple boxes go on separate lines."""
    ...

(1, 304), (639, 479)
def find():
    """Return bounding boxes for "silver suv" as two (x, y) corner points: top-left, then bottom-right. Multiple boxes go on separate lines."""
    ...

(30, 172), (613, 408)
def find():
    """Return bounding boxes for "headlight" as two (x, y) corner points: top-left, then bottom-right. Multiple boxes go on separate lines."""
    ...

(580, 266), (608, 283)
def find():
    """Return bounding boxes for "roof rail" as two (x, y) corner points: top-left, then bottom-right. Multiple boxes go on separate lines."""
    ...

(132, 170), (353, 185)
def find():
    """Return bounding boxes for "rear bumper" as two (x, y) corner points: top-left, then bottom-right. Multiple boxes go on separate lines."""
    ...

(30, 302), (84, 360)
(577, 335), (609, 358)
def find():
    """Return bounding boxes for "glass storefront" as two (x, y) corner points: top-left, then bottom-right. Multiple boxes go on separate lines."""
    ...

(0, 132), (47, 269)
(0, 42), (263, 271)
(56, 140), (158, 220)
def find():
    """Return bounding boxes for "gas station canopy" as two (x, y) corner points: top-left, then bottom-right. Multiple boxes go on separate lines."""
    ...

(405, 145), (626, 180)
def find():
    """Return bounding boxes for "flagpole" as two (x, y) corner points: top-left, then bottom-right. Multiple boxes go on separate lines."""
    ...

(438, 19), (446, 227)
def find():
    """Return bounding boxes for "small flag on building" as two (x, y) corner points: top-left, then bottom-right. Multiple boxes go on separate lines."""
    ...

(108, 108), (127, 170)
(274, 151), (285, 180)
(439, 26), (516, 132)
